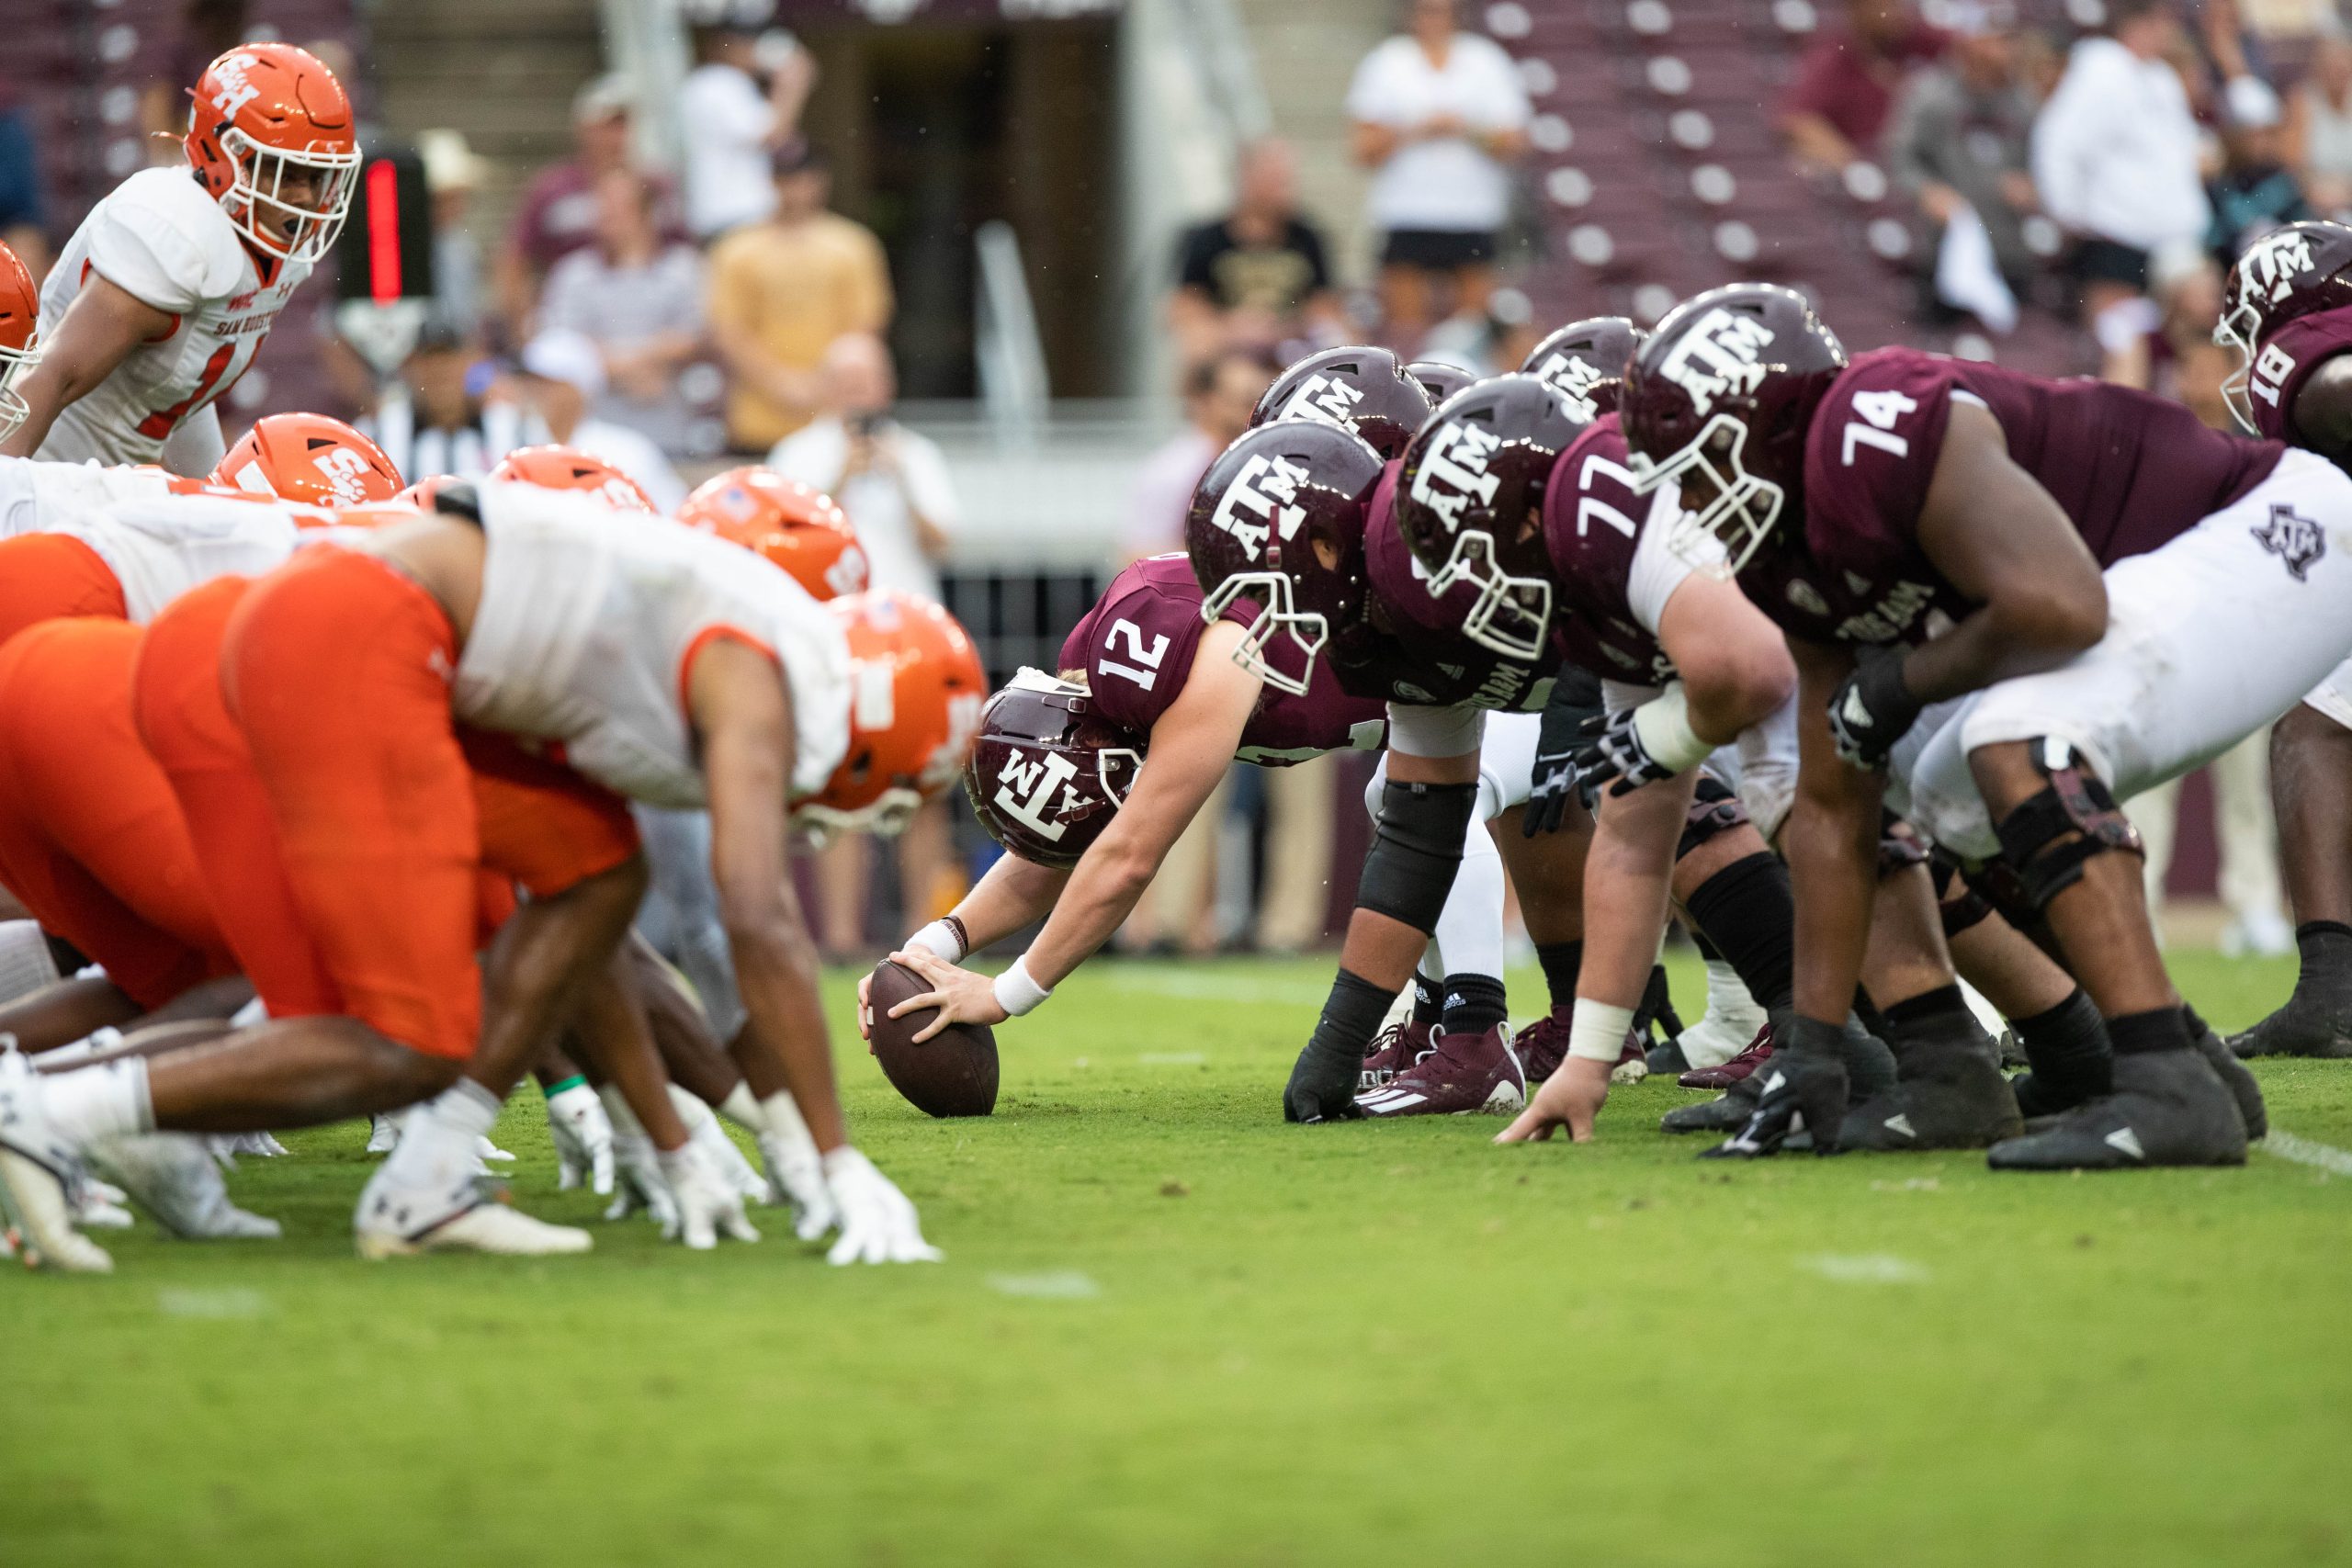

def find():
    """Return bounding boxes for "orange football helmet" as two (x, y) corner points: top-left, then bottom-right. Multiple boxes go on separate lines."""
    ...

(212, 413), (404, 507)
(184, 44), (360, 265)
(0, 242), (37, 443)
(489, 445), (655, 512)
(678, 467), (869, 602)
(801, 592), (988, 838)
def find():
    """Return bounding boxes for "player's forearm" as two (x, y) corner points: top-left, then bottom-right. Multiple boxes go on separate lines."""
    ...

(0, 358), (95, 457)
(1022, 832), (1167, 987)
(471, 856), (648, 1100)
(729, 916), (845, 1150)
(948, 852), (1070, 953)
(1901, 601), (2098, 705)
(569, 950), (689, 1148)
(1784, 789), (1881, 1025)
(1578, 792), (1683, 1010)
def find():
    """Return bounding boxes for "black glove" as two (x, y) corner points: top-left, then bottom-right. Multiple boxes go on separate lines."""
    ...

(1521, 672), (1603, 837)
(1826, 645), (1923, 771)
(1283, 1039), (1368, 1123)
(1569, 705), (1682, 799)
(1702, 1014), (1849, 1158)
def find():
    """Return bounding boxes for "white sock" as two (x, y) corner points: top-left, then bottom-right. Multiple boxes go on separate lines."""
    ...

(0, 919), (58, 1005)
(760, 1090), (817, 1153)
(598, 1082), (647, 1139)
(44, 1056), (154, 1142)
(1704, 959), (1761, 1021)
(32, 1027), (125, 1067)
(718, 1081), (763, 1133)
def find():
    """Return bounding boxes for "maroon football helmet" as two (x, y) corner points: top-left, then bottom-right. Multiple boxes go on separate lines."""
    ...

(1250, 345), (1435, 460)
(963, 670), (1145, 870)
(1404, 359), (1476, 406)
(2217, 220), (2352, 434)
(1185, 419), (1387, 695)
(1395, 372), (1589, 661)
(1620, 284), (1846, 575)
(1521, 316), (1645, 423)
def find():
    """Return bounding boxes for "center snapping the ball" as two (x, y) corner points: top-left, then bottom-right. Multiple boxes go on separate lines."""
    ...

(866, 959), (1000, 1118)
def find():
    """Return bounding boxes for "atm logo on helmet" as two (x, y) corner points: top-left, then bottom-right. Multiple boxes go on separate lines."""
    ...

(1656, 308), (1775, 417)
(1531, 354), (1607, 422)
(2240, 229), (2317, 305)
(1408, 420), (1502, 533)
(992, 749), (1079, 841)
(1280, 373), (1365, 430)
(1209, 452), (1309, 561)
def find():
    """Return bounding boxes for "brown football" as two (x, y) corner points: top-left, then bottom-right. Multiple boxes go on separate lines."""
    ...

(866, 960), (1000, 1118)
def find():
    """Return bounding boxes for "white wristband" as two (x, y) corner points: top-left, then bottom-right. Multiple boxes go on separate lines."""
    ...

(906, 919), (967, 962)
(1631, 684), (1717, 775)
(1568, 998), (1637, 1063)
(991, 956), (1053, 1018)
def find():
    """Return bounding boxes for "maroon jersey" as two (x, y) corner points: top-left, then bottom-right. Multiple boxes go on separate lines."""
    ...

(1539, 414), (1679, 685)
(1779, 346), (2285, 646)
(1351, 462), (1557, 712)
(2246, 303), (2352, 446)
(1059, 554), (1387, 764)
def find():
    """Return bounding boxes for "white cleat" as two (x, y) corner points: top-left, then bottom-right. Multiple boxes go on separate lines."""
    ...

(356, 1198), (593, 1259)
(93, 1133), (282, 1240)
(0, 1050), (112, 1272)
(475, 1136), (515, 1164)
(365, 1113), (402, 1155)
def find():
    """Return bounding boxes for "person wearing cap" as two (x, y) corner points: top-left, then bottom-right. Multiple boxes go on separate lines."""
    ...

(706, 143), (892, 452)
(537, 167), (707, 456)
(680, 1), (817, 243)
(510, 329), (688, 513)
(418, 129), (492, 337)
(495, 73), (684, 332)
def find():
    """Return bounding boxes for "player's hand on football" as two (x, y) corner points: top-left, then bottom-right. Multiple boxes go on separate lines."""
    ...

(1495, 1054), (1611, 1144)
(855, 968), (875, 1042)
(657, 1140), (761, 1250)
(1283, 1040), (1368, 1123)
(544, 1081), (615, 1196)
(1570, 705), (1680, 798)
(820, 1145), (943, 1265)
(884, 947), (1010, 1042)
(1826, 644), (1923, 771)
(757, 1091), (840, 1242)
(1705, 1018), (1849, 1159)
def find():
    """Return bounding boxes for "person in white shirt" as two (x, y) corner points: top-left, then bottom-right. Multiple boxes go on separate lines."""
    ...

(510, 329), (689, 513)
(3, 44), (359, 476)
(1346, 0), (1531, 347)
(769, 331), (961, 957)
(2030, 0), (2211, 329)
(678, 5), (816, 243)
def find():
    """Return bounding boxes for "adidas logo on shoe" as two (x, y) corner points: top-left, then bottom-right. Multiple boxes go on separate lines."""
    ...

(1882, 1112), (1916, 1142)
(2104, 1126), (2146, 1162)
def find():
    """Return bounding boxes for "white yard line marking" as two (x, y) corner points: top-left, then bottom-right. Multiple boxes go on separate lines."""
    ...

(1137, 1052), (1207, 1066)
(988, 1270), (1101, 1300)
(157, 1288), (269, 1319)
(1803, 1253), (1930, 1284)
(2259, 1130), (2352, 1178)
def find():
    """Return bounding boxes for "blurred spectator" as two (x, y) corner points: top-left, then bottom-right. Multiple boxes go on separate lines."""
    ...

(2209, 94), (2310, 262)
(707, 145), (892, 451)
(1122, 351), (1271, 562)
(2032, 0), (2210, 329)
(537, 169), (706, 456)
(1884, 2), (2039, 302)
(1346, 0), (1531, 346)
(418, 130), (492, 339)
(141, 0), (249, 162)
(769, 332), (958, 959)
(511, 330), (689, 513)
(360, 318), (545, 482)
(496, 75), (682, 334)
(1171, 142), (1346, 367)
(679, 6), (816, 243)
(0, 80), (46, 281)
(2287, 35), (2352, 214)
(1781, 0), (1947, 178)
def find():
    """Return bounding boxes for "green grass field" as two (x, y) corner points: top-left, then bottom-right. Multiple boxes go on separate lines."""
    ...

(5, 949), (2349, 1568)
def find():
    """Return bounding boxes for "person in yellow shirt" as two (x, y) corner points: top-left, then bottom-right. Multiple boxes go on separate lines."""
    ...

(706, 144), (893, 451)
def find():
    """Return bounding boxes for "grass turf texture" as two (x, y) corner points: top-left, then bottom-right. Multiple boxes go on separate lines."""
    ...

(5, 949), (2350, 1568)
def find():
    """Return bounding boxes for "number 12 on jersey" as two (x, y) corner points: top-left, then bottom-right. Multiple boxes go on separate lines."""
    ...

(1840, 389), (1917, 464)
(1100, 617), (1170, 690)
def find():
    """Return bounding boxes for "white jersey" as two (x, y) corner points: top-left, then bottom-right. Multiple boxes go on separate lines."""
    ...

(0, 454), (184, 538)
(455, 481), (853, 810)
(37, 167), (311, 471)
(53, 490), (320, 623)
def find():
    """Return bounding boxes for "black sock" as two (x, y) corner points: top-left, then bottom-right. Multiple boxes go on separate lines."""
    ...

(1307, 969), (1397, 1062)
(2014, 987), (2112, 1083)
(2295, 922), (2352, 992)
(1881, 983), (1979, 1038)
(1682, 852), (1796, 1012)
(2107, 1004), (2190, 1056)
(1854, 990), (1892, 1043)
(1534, 941), (1583, 1017)
(1441, 973), (1508, 1037)
(1410, 970), (1443, 1028)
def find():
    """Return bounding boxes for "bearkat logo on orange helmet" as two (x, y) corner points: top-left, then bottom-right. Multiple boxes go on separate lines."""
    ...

(679, 466), (869, 601)
(490, 445), (655, 512)
(184, 44), (360, 265)
(800, 592), (987, 837)
(212, 413), (405, 507)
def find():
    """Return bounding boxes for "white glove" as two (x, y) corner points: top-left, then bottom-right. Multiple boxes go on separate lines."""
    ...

(657, 1141), (762, 1250)
(820, 1145), (941, 1265)
(757, 1091), (838, 1242)
(598, 1086), (677, 1231)
(546, 1083), (616, 1195)
(668, 1086), (768, 1204)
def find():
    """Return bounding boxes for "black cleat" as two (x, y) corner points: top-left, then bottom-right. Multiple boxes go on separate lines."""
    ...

(2227, 998), (2352, 1060)
(1986, 1051), (2247, 1170)
(1838, 1037), (2022, 1151)
(2189, 1018), (2267, 1141)
(1645, 1038), (1691, 1076)
(1660, 1070), (1760, 1134)
(2010, 1069), (2096, 1121)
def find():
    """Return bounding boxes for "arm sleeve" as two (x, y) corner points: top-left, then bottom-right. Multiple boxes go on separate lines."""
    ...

(1385, 701), (1486, 759)
(1624, 505), (1704, 632)
(1601, 678), (1663, 714)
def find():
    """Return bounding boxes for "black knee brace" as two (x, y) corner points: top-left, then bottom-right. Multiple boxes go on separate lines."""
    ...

(1928, 849), (1995, 941)
(1675, 773), (1750, 862)
(1356, 780), (1479, 935)
(1991, 741), (2143, 916)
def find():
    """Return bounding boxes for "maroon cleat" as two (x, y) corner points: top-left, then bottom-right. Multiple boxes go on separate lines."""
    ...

(1361, 1019), (1434, 1090)
(1678, 1026), (1773, 1090)
(1355, 1023), (1526, 1117)
(1513, 1013), (1570, 1083)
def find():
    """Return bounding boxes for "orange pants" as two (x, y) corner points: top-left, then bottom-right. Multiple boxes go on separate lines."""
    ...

(196, 549), (634, 1060)
(0, 618), (234, 1008)
(0, 533), (129, 648)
